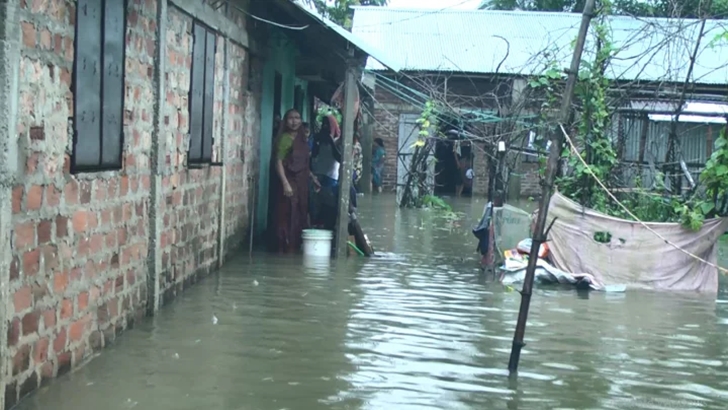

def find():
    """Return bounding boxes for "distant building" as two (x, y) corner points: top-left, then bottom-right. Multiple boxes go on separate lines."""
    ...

(352, 7), (727, 197)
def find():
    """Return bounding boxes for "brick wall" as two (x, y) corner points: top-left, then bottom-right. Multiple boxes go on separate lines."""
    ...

(2, 1), (260, 407)
(371, 86), (415, 190)
(518, 161), (542, 198)
(157, 7), (223, 303)
(473, 142), (490, 196)
(371, 85), (494, 194)
(222, 39), (258, 258)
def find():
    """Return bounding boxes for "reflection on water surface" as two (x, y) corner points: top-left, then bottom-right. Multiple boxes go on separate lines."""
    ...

(17, 194), (728, 410)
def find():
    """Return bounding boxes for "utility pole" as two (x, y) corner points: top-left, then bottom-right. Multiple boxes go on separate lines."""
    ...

(507, 0), (596, 374)
(335, 62), (358, 258)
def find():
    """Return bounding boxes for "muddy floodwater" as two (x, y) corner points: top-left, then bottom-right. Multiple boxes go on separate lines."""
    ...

(16, 195), (728, 410)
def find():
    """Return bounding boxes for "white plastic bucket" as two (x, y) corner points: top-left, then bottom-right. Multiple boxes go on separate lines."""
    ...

(303, 255), (331, 275)
(301, 229), (333, 258)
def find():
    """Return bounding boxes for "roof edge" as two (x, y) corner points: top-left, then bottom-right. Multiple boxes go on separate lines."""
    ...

(350, 6), (724, 25)
(290, 1), (401, 72)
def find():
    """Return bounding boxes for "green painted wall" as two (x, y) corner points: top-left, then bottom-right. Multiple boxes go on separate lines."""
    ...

(294, 77), (310, 121)
(256, 31), (309, 237)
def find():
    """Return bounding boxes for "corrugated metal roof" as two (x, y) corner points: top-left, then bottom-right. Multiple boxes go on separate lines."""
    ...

(291, 1), (401, 72)
(351, 7), (728, 84)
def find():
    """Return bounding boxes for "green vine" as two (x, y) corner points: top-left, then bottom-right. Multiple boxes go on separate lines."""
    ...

(415, 100), (437, 142)
(688, 128), (728, 222)
(400, 100), (439, 208)
(525, 4), (728, 231)
(557, 14), (617, 211)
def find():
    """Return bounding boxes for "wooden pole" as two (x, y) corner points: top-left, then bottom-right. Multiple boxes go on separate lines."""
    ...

(335, 64), (358, 258)
(494, 143), (506, 207)
(360, 108), (373, 194)
(507, 0), (596, 375)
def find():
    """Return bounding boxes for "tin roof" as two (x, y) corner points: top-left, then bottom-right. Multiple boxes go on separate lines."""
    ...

(291, 1), (401, 72)
(351, 7), (728, 85)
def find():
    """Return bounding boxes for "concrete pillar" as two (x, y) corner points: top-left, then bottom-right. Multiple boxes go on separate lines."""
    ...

(147, 0), (168, 315)
(217, 38), (230, 268)
(0, 2), (21, 406)
(335, 65), (358, 258)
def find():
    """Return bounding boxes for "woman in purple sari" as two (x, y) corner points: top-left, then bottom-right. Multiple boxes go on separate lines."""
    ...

(268, 109), (320, 253)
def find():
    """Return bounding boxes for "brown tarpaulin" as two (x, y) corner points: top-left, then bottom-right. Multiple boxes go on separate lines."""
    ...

(545, 192), (728, 293)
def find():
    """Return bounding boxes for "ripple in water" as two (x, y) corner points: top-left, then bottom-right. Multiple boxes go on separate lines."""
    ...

(13, 196), (728, 410)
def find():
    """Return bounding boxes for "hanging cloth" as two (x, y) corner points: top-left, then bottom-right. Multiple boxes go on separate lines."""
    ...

(331, 81), (360, 119)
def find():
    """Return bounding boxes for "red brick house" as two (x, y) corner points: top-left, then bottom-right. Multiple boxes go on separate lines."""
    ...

(0, 1), (395, 407)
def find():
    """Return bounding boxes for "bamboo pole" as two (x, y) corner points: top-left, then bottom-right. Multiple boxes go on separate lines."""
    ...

(335, 64), (358, 258)
(507, 0), (596, 375)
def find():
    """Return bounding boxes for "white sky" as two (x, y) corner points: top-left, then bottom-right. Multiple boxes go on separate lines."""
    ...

(386, 0), (482, 9)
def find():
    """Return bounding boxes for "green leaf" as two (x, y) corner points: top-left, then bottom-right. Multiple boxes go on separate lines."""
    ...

(700, 202), (715, 215)
(717, 165), (728, 176)
(411, 139), (426, 148)
(546, 68), (561, 79)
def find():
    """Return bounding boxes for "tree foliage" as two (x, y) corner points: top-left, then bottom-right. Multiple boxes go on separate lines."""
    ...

(305, 0), (388, 28)
(527, 4), (728, 230)
(479, 0), (728, 18)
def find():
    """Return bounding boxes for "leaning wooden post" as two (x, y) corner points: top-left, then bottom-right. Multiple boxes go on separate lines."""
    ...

(360, 106), (374, 194)
(507, 0), (596, 374)
(335, 63), (358, 258)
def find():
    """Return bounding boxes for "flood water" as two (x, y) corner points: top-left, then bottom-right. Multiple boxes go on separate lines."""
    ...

(17, 194), (728, 410)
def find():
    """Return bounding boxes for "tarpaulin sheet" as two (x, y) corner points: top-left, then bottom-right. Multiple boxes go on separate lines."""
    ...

(545, 192), (728, 293)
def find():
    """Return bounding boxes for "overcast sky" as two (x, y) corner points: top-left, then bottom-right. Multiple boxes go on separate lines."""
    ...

(386, 0), (483, 9)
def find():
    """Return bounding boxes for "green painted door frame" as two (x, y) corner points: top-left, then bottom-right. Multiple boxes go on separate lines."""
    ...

(255, 31), (309, 238)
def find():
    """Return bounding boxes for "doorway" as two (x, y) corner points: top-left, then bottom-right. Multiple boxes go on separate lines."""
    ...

(293, 84), (304, 115)
(397, 114), (435, 203)
(273, 72), (282, 133)
(434, 138), (474, 196)
(263, 72), (284, 238)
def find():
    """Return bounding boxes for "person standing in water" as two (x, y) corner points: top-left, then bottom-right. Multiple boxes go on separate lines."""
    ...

(371, 138), (386, 193)
(268, 109), (320, 253)
(310, 115), (357, 230)
(453, 143), (473, 197)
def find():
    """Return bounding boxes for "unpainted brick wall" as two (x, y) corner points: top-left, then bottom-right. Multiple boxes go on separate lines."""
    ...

(223, 42), (255, 256)
(371, 86), (492, 195)
(371, 86), (418, 191)
(472, 142), (490, 196)
(518, 161), (542, 198)
(158, 8), (223, 302)
(4, 1), (260, 407)
(371, 74), (542, 198)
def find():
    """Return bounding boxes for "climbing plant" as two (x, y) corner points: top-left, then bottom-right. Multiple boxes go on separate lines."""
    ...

(556, 13), (617, 211)
(685, 128), (728, 223)
(399, 100), (440, 209)
(525, 58), (563, 180)
(415, 100), (437, 141)
(522, 3), (728, 231)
